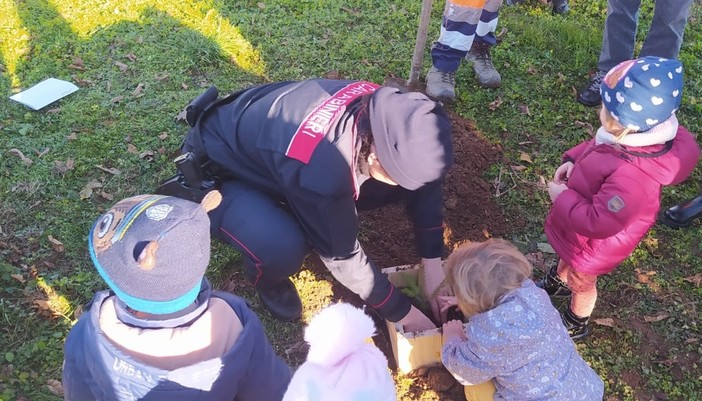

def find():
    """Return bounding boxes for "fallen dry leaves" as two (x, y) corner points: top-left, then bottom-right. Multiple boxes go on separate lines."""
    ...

(643, 313), (669, 323)
(683, 273), (702, 287)
(68, 56), (85, 70)
(488, 97), (503, 111)
(519, 152), (533, 164)
(95, 165), (121, 175)
(79, 180), (103, 200)
(593, 317), (616, 327)
(114, 61), (128, 72)
(46, 379), (64, 396)
(53, 159), (75, 174)
(47, 235), (64, 252)
(8, 148), (33, 165)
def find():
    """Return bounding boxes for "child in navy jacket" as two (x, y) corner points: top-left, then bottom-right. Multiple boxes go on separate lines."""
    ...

(62, 192), (290, 401)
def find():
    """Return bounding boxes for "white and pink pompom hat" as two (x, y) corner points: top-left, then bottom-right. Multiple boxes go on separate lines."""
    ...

(283, 303), (397, 401)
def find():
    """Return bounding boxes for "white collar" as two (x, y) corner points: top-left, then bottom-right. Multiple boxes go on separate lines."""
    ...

(596, 115), (678, 146)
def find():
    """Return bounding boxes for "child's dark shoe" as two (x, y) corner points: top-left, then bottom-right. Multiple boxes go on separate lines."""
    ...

(536, 264), (572, 297)
(562, 308), (591, 341)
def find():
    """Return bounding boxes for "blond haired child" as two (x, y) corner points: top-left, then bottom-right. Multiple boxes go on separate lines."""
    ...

(541, 56), (700, 339)
(440, 239), (604, 400)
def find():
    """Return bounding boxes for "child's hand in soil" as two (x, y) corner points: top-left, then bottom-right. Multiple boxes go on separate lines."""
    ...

(437, 295), (458, 313)
(547, 181), (568, 202)
(442, 320), (466, 343)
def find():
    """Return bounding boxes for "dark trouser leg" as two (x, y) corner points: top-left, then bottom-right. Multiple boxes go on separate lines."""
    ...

(640, 0), (693, 60)
(208, 181), (310, 321)
(597, 0), (641, 72)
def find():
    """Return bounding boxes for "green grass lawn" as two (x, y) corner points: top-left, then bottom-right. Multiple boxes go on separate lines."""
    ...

(1, 0), (701, 400)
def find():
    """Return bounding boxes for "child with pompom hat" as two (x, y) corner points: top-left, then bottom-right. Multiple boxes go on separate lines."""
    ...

(283, 303), (396, 401)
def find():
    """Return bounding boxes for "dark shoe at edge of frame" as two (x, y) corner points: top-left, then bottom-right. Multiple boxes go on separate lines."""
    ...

(658, 194), (702, 229)
(577, 69), (606, 107)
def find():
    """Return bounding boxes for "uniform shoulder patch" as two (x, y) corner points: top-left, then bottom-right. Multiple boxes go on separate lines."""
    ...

(607, 195), (626, 213)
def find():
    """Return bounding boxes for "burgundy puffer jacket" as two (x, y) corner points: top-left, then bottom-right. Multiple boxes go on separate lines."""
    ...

(545, 126), (700, 275)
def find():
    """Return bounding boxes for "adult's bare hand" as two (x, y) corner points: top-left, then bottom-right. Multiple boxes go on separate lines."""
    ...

(422, 257), (449, 324)
(397, 305), (437, 332)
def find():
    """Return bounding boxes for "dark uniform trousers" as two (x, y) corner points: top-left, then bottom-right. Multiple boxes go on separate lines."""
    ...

(208, 178), (408, 286)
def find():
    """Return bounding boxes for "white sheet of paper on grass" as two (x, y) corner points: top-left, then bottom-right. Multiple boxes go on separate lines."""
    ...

(9, 78), (79, 110)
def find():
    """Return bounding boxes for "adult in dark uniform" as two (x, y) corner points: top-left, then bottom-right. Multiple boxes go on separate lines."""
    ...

(184, 79), (453, 331)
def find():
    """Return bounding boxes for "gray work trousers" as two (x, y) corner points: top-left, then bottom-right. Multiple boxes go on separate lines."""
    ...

(598, 0), (693, 72)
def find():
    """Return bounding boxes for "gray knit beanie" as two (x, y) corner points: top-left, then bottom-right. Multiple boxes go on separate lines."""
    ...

(368, 87), (453, 190)
(88, 192), (221, 314)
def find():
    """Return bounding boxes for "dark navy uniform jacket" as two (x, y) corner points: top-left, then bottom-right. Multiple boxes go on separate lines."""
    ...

(186, 79), (445, 321)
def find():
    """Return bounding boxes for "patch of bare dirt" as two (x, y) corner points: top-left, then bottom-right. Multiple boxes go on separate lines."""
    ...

(359, 110), (520, 267)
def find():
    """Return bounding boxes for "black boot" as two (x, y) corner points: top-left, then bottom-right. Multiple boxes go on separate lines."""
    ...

(562, 308), (591, 341)
(552, 0), (570, 14)
(659, 194), (702, 229)
(255, 278), (303, 322)
(535, 264), (572, 297)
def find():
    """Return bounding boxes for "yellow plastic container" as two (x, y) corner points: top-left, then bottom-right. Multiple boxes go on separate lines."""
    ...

(382, 264), (498, 401)
(464, 380), (497, 401)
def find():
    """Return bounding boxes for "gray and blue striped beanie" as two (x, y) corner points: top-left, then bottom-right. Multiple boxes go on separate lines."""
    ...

(88, 192), (221, 314)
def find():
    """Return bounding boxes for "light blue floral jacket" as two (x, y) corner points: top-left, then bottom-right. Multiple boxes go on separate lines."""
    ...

(442, 280), (604, 400)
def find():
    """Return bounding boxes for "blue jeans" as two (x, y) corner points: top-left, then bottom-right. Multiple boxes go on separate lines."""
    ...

(598, 0), (693, 72)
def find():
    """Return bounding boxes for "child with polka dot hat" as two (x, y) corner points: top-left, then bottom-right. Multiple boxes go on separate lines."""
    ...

(540, 57), (700, 339)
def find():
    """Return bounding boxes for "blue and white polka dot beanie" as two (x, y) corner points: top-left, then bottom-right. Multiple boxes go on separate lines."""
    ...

(600, 56), (683, 132)
(88, 192), (221, 314)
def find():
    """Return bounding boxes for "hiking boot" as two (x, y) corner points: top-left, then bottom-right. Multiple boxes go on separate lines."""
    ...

(562, 308), (591, 341)
(255, 278), (303, 322)
(425, 66), (456, 101)
(466, 41), (501, 88)
(535, 264), (572, 297)
(659, 194), (702, 229)
(552, 0), (570, 14)
(577, 69), (606, 107)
